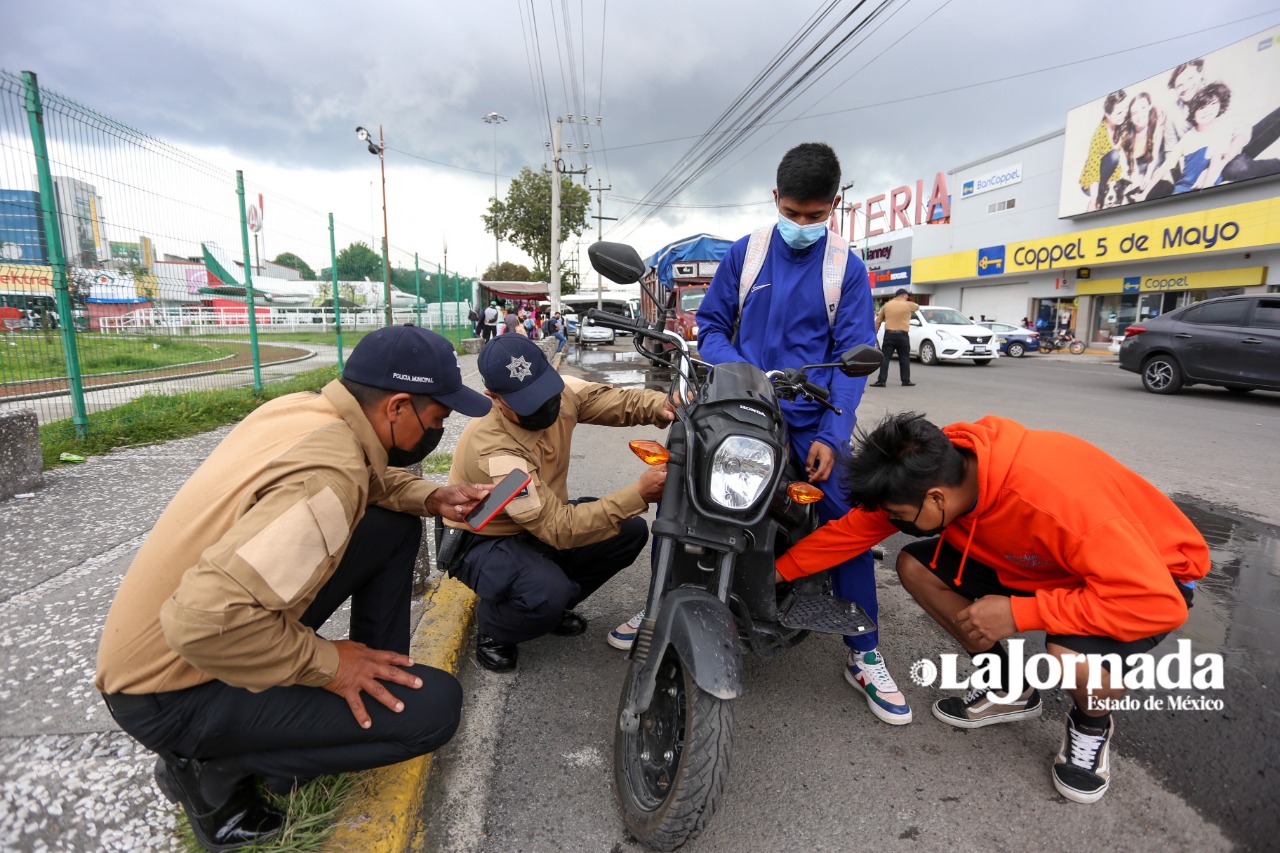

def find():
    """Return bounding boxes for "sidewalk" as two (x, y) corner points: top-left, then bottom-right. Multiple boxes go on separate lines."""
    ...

(0, 352), (486, 852)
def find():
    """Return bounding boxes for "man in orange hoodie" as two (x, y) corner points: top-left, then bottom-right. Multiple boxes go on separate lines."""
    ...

(775, 412), (1209, 804)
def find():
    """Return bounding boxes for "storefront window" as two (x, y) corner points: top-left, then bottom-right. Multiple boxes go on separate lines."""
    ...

(1092, 288), (1247, 340)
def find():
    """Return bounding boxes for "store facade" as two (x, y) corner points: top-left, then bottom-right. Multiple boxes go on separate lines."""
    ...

(909, 24), (1280, 341)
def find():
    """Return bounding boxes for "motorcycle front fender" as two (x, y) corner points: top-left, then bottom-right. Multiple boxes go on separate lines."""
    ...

(619, 588), (743, 734)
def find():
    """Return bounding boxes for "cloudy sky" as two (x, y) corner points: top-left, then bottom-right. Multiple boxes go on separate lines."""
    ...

(8, 0), (1280, 280)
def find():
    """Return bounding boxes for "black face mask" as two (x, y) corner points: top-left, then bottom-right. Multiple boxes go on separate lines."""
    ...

(387, 404), (444, 467)
(889, 496), (947, 538)
(516, 393), (562, 431)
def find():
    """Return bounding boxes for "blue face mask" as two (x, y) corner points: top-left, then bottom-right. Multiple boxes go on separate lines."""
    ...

(776, 209), (830, 250)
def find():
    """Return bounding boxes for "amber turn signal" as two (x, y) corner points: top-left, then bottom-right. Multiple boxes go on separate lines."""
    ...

(629, 440), (670, 466)
(787, 482), (824, 504)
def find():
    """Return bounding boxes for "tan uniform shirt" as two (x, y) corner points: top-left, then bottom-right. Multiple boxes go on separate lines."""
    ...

(95, 380), (438, 696)
(875, 298), (920, 333)
(445, 377), (666, 549)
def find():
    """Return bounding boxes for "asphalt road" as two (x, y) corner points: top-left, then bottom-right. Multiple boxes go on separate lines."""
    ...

(420, 344), (1279, 853)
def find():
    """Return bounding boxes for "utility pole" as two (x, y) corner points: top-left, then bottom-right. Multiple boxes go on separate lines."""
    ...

(839, 180), (855, 238)
(590, 178), (616, 309)
(549, 114), (601, 312)
(550, 119), (562, 313)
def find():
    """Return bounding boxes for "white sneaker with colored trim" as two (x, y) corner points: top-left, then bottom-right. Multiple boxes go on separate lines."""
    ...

(845, 648), (912, 725)
(607, 612), (644, 650)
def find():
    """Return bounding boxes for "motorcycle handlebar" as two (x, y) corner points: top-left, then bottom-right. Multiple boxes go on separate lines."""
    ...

(584, 308), (643, 333)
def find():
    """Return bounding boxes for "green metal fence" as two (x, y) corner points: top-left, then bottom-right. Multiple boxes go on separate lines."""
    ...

(0, 69), (476, 445)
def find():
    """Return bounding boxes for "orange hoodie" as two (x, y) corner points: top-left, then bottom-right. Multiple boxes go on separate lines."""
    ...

(775, 416), (1210, 642)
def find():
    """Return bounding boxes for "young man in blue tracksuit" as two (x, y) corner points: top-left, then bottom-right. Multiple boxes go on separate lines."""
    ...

(694, 142), (910, 725)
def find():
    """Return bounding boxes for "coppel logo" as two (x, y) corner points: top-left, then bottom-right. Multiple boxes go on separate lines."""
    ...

(961, 179), (976, 197)
(977, 245), (1006, 276)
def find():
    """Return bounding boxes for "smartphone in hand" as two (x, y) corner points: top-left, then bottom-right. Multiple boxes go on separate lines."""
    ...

(466, 469), (534, 531)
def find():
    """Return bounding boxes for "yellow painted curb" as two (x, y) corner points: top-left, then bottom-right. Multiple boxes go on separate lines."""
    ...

(326, 577), (478, 853)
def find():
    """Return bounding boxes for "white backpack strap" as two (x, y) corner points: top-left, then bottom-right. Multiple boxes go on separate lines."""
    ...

(734, 225), (773, 343)
(821, 229), (849, 327)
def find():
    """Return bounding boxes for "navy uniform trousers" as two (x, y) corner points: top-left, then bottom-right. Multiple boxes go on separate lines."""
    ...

(453, 501), (648, 645)
(101, 506), (462, 794)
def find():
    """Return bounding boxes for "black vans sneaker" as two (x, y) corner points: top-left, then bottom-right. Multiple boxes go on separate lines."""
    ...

(1052, 715), (1114, 803)
(932, 684), (1042, 729)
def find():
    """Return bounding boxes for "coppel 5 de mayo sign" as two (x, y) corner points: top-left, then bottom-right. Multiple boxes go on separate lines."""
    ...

(914, 197), (1280, 283)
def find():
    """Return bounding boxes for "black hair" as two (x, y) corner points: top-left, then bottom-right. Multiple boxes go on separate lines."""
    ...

(1102, 89), (1128, 115)
(838, 412), (967, 510)
(339, 377), (434, 413)
(1188, 81), (1230, 119)
(776, 142), (841, 203)
(1168, 58), (1204, 90)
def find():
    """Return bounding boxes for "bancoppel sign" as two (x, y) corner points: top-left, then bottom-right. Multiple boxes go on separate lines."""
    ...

(961, 163), (1023, 199)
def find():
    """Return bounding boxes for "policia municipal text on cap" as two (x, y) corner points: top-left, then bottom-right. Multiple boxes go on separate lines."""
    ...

(95, 325), (493, 851)
(443, 335), (674, 672)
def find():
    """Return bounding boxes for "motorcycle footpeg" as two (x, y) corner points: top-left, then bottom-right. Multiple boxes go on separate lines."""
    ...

(779, 594), (876, 636)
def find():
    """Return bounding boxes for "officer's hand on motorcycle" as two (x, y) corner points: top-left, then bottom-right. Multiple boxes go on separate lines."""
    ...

(323, 639), (422, 729)
(955, 595), (1017, 646)
(426, 482), (494, 524)
(637, 464), (667, 503)
(805, 440), (835, 483)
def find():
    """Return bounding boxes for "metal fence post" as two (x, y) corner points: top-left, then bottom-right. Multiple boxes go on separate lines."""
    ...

(235, 171), (263, 391)
(329, 212), (344, 370)
(21, 71), (88, 438)
(414, 252), (422, 327)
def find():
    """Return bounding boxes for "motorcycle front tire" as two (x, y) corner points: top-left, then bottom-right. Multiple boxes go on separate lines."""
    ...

(614, 647), (734, 851)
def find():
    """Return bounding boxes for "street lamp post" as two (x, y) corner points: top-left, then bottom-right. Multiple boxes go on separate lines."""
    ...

(482, 111), (506, 271)
(356, 125), (393, 326)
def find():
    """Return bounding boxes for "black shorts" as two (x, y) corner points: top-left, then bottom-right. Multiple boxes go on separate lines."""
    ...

(901, 537), (1194, 661)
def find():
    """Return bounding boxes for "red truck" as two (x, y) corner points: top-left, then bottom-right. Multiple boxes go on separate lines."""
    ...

(641, 234), (734, 349)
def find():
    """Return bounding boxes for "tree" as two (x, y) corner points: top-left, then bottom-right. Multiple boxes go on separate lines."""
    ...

(482, 261), (534, 281)
(272, 251), (316, 280)
(335, 241), (383, 281)
(481, 167), (590, 276)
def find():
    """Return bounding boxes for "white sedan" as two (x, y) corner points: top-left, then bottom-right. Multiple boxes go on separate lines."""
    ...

(878, 306), (999, 365)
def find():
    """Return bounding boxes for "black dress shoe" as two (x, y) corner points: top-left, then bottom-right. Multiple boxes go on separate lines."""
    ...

(476, 633), (518, 672)
(155, 758), (284, 852)
(902, 382), (916, 386)
(869, 381), (886, 388)
(552, 609), (588, 637)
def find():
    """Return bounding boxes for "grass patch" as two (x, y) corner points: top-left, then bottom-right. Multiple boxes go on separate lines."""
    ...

(176, 773), (357, 853)
(40, 366), (340, 468)
(420, 452), (453, 475)
(197, 330), (375, 347)
(1, 333), (238, 380)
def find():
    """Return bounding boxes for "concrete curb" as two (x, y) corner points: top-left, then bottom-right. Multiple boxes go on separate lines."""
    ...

(327, 577), (478, 852)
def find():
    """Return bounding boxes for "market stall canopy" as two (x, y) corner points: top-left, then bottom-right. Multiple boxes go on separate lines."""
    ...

(479, 280), (550, 300)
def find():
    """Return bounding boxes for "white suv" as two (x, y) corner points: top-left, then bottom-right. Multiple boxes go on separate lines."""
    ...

(879, 305), (998, 365)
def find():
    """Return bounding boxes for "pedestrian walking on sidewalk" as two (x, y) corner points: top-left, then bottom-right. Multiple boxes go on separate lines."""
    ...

(95, 325), (494, 851)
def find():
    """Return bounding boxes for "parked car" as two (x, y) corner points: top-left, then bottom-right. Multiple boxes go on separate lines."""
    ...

(1118, 294), (1280, 394)
(977, 321), (1040, 358)
(880, 306), (998, 365)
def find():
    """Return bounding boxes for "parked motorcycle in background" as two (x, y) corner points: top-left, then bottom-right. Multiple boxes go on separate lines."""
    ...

(1040, 328), (1087, 354)
(586, 241), (883, 850)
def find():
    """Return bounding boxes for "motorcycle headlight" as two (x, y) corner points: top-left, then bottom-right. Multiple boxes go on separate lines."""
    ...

(707, 435), (774, 510)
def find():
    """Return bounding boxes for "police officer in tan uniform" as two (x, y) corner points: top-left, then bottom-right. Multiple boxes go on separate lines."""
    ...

(871, 287), (920, 387)
(95, 325), (492, 851)
(444, 335), (672, 672)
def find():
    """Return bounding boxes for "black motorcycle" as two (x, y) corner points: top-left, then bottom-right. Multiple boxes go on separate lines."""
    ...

(585, 241), (883, 850)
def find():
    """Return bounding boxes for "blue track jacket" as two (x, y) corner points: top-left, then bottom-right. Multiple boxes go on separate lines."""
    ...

(697, 227), (876, 453)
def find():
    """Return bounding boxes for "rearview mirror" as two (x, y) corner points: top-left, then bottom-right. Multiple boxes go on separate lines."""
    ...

(838, 344), (884, 377)
(588, 241), (647, 285)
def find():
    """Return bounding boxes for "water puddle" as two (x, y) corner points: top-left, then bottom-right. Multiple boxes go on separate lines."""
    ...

(1172, 496), (1280, 675)
(565, 348), (666, 391)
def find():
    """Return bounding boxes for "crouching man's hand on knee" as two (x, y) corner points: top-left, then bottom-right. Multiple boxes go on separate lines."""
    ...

(324, 639), (423, 729)
(956, 595), (1017, 646)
